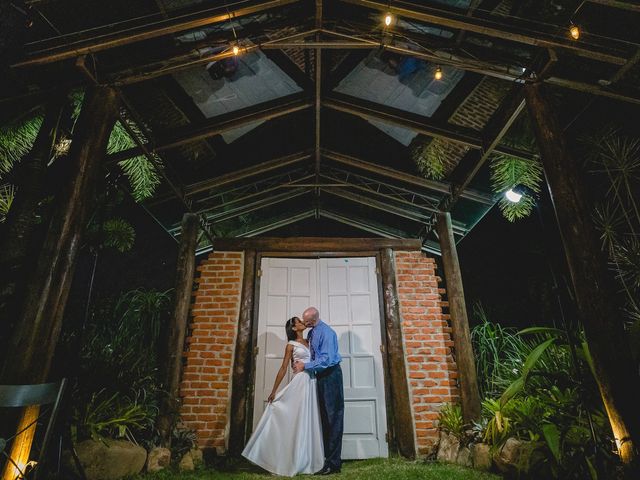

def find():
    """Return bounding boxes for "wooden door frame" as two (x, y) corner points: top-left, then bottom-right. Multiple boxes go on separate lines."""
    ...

(222, 238), (420, 458)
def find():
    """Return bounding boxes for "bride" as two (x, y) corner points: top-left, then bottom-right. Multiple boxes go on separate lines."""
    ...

(242, 316), (324, 476)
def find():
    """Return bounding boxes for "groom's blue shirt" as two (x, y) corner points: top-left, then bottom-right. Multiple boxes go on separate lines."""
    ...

(304, 320), (341, 374)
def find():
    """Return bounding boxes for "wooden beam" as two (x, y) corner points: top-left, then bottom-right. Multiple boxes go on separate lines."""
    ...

(203, 188), (310, 223)
(211, 237), (422, 251)
(108, 95), (313, 162)
(446, 85), (527, 208)
(379, 248), (417, 458)
(323, 150), (494, 205)
(339, 0), (630, 65)
(228, 249), (257, 456)
(186, 151), (311, 196)
(586, 0), (640, 13)
(525, 82), (640, 469)
(322, 29), (640, 106)
(157, 213), (199, 447)
(0, 86), (119, 384)
(323, 93), (536, 162)
(436, 212), (481, 423)
(110, 29), (318, 86)
(318, 209), (408, 239)
(15, 0), (300, 67)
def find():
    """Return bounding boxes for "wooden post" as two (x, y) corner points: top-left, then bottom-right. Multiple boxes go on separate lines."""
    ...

(436, 212), (481, 422)
(379, 248), (416, 459)
(156, 213), (199, 447)
(228, 249), (257, 456)
(0, 405), (39, 480)
(525, 82), (640, 468)
(0, 86), (118, 385)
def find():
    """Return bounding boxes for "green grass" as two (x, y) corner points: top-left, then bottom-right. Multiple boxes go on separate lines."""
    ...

(132, 458), (501, 479)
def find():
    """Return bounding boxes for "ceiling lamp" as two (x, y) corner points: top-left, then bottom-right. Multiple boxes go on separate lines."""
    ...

(505, 188), (523, 203)
(569, 23), (580, 40)
(434, 66), (443, 80)
(384, 13), (393, 27)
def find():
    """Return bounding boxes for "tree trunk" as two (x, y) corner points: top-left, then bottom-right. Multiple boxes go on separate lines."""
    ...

(156, 213), (199, 447)
(0, 95), (67, 337)
(525, 82), (640, 470)
(436, 212), (481, 423)
(0, 86), (119, 384)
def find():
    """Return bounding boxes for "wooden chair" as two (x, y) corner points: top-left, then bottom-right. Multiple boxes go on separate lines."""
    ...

(0, 379), (67, 480)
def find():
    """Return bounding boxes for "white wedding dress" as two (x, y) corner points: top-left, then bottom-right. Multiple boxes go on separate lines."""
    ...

(242, 340), (325, 476)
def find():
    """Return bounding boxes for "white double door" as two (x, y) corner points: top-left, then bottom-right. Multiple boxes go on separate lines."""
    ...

(253, 257), (389, 459)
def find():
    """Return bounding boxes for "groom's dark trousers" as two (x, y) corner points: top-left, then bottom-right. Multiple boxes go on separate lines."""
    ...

(316, 364), (344, 470)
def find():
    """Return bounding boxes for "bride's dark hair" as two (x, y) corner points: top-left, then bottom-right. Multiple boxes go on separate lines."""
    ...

(285, 317), (300, 341)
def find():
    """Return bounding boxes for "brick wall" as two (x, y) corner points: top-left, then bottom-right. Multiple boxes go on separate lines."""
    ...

(395, 251), (459, 456)
(179, 251), (244, 453)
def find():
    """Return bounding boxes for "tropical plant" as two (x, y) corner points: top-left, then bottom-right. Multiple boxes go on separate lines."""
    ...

(0, 113), (43, 178)
(0, 184), (15, 223)
(474, 320), (619, 478)
(73, 389), (155, 443)
(584, 129), (640, 368)
(489, 154), (544, 222)
(65, 288), (172, 444)
(438, 403), (465, 439)
(411, 136), (449, 180)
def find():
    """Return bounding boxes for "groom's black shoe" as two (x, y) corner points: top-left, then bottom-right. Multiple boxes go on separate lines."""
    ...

(314, 466), (341, 475)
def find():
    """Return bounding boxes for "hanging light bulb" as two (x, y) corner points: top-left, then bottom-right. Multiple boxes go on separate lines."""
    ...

(569, 23), (580, 40)
(434, 66), (443, 80)
(505, 188), (523, 203)
(384, 13), (393, 27)
(232, 44), (240, 56)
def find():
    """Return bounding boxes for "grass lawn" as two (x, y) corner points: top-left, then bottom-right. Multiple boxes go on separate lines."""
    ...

(132, 458), (501, 479)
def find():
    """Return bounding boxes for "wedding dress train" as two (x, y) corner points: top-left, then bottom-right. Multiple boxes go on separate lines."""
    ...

(242, 340), (324, 476)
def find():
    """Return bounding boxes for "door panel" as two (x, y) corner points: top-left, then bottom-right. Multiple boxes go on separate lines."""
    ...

(253, 256), (388, 459)
(320, 257), (388, 459)
(253, 258), (317, 428)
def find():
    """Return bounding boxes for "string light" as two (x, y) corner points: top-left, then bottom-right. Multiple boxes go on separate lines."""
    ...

(232, 44), (240, 56)
(569, 23), (580, 40)
(434, 66), (442, 80)
(384, 13), (393, 27)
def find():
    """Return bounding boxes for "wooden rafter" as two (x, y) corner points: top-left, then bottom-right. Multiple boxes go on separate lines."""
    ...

(339, 0), (631, 65)
(108, 94), (312, 162)
(322, 150), (493, 205)
(15, 0), (301, 67)
(323, 93), (536, 162)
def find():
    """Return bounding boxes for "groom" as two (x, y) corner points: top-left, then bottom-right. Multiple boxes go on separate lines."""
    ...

(293, 306), (344, 475)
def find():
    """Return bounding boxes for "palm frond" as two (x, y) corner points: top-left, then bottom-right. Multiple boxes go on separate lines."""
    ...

(0, 183), (16, 222)
(102, 218), (136, 253)
(412, 137), (448, 180)
(0, 115), (44, 179)
(108, 121), (162, 202)
(490, 153), (543, 221)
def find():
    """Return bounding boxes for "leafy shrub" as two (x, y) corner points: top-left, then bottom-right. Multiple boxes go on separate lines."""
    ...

(473, 314), (620, 479)
(438, 403), (464, 439)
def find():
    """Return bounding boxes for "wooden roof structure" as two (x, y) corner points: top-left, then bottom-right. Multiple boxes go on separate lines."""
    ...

(5, 0), (640, 254)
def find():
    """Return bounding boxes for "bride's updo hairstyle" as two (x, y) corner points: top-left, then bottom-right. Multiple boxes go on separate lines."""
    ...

(285, 317), (300, 341)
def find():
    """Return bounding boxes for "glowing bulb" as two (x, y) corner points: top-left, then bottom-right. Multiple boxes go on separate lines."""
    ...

(570, 24), (580, 40)
(384, 13), (393, 27)
(434, 66), (443, 80)
(232, 45), (240, 55)
(505, 189), (522, 203)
